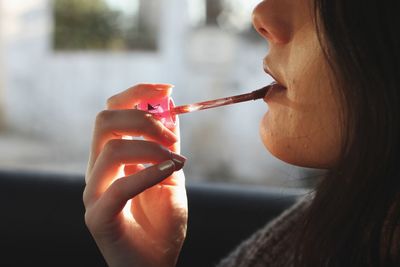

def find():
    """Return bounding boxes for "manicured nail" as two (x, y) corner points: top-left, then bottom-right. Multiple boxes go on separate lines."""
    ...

(163, 129), (178, 144)
(171, 153), (187, 170)
(158, 160), (175, 171)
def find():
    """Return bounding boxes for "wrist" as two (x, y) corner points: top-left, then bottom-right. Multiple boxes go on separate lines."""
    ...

(99, 241), (181, 267)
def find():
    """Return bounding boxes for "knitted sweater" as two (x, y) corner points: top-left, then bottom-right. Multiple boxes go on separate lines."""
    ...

(216, 194), (313, 267)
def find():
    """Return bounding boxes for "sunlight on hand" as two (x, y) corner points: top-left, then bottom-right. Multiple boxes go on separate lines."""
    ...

(122, 199), (135, 221)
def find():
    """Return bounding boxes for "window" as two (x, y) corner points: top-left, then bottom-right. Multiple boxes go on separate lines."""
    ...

(53, 0), (159, 51)
(0, 1), (312, 188)
(189, 0), (261, 38)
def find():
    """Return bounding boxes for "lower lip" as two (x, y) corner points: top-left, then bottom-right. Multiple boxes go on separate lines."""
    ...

(264, 83), (287, 102)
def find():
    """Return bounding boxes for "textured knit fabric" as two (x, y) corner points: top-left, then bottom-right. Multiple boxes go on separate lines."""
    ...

(216, 194), (313, 267)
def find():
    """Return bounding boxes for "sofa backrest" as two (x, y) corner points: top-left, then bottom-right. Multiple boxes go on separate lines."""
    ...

(0, 170), (306, 267)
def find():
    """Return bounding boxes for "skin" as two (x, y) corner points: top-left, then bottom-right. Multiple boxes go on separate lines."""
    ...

(253, 0), (342, 168)
(84, 0), (343, 266)
(83, 84), (188, 267)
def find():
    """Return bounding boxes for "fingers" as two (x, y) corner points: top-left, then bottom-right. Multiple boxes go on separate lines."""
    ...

(124, 164), (145, 176)
(86, 83), (178, 179)
(107, 83), (173, 110)
(83, 139), (186, 207)
(87, 109), (178, 175)
(85, 159), (179, 227)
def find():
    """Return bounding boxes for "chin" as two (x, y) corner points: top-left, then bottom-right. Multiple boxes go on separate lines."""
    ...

(259, 122), (334, 169)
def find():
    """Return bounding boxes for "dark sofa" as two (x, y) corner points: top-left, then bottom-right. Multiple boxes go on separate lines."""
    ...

(0, 170), (305, 267)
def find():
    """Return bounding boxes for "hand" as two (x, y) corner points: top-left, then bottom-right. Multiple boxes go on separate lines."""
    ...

(83, 84), (188, 267)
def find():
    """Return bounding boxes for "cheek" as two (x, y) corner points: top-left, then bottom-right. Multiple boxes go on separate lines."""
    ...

(259, 104), (341, 169)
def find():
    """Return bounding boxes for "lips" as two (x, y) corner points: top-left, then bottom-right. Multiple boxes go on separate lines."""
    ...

(269, 83), (286, 91)
(263, 83), (286, 103)
(263, 61), (287, 89)
(262, 61), (287, 102)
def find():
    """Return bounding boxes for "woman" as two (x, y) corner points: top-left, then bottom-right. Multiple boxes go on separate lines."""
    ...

(83, 0), (400, 266)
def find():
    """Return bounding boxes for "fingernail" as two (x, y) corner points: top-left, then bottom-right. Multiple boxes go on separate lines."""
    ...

(158, 160), (175, 171)
(153, 119), (178, 144)
(171, 153), (187, 170)
(163, 129), (178, 144)
(153, 84), (174, 90)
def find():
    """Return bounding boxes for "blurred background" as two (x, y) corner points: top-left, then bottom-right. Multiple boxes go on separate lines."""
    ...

(0, 0), (319, 187)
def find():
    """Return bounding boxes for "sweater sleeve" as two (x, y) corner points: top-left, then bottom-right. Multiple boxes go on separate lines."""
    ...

(215, 193), (313, 267)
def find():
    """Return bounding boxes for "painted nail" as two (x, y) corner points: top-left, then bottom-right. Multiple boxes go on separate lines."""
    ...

(171, 153), (187, 170)
(158, 160), (175, 171)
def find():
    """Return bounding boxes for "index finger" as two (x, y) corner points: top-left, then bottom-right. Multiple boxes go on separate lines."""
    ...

(107, 83), (174, 110)
(85, 83), (182, 182)
(107, 82), (181, 153)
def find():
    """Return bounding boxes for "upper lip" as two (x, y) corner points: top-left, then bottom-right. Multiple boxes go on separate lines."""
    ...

(263, 61), (287, 88)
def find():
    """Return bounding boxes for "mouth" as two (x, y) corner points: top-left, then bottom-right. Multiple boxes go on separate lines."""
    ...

(263, 62), (287, 89)
(262, 61), (287, 102)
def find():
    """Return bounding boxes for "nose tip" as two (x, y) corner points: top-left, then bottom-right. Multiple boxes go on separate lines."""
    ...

(251, 1), (292, 45)
(252, 13), (273, 41)
(251, 2), (268, 37)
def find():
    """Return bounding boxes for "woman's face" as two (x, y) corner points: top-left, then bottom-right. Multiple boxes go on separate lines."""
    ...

(253, 0), (342, 169)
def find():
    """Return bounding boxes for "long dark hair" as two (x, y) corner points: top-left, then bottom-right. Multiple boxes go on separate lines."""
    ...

(295, 0), (400, 266)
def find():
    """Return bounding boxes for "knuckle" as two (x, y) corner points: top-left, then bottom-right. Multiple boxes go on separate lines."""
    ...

(95, 110), (114, 126)
(82, 188), (90, 207)
(84, 209), (92, 227)
(103, 139), (125, 160)
(84, 209), (97, 231)
(83, 203), (95, 225)
(106, 94), (119, 108)
(108, 179), (126, 201)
